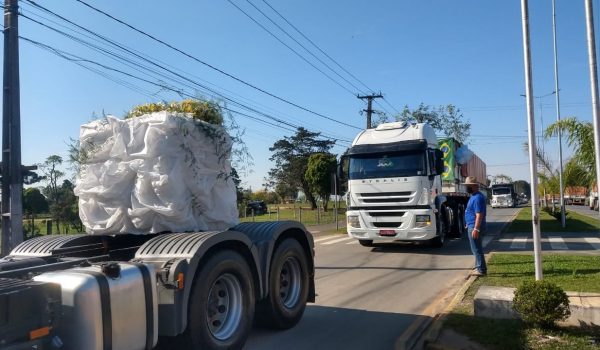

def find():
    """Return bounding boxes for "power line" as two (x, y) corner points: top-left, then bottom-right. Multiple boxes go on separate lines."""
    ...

(19, 3), (342, 138)
(244, 0), (364, 94)
(19, 35), (352, 145)
(69, 0), (361, 130)
(18, 6), (357, 143)
(381, 96), (401, 115)
(260, 0), (372, 93)
(256, 0), (398, 116)
(225, 0), (356, 96)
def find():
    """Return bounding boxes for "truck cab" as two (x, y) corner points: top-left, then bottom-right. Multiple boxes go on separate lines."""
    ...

(341, 122), (448, 246)
(490, 184), (516, 208)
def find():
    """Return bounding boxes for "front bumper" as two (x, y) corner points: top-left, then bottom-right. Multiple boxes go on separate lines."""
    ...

(346, 208), (438, 241)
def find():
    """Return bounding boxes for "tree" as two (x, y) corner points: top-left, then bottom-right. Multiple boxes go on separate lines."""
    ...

(267, 128), (335, 209)
(273, 182), (296, 204)
(492, 174), (513, 184)
(49, 180), (82, 234)
(230, 168), (244, 205)
(40, 155), (65, 231)
(305, 153), (337, 211)
(22, 188), (49, 239)
(396, 103), (471, 143)
(545, 117), (595, 186)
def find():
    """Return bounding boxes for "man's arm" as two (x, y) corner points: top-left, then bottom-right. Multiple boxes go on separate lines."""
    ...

(473, 213), (483, 239)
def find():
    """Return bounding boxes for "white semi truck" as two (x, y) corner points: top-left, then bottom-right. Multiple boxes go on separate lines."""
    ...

(490, 183), (517, 208)
(340, 122), (486, 247)
(0, 116), (315, 350)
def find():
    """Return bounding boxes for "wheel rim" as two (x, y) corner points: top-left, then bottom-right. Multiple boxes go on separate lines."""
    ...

(206, 273), (243, 341)
(279, 257), (302, 309)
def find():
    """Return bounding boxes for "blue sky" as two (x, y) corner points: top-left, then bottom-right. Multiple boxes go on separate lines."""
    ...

(4, 0), (600, 189)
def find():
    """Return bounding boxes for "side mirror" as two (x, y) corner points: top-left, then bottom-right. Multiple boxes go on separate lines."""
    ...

(435, 149), (445, 175)
(337, 155), (349, 193)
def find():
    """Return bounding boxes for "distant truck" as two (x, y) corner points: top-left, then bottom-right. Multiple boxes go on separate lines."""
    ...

(490, 183), (517, 208)
(340, 122), (486, 248)
(565, 186), (587, 205)
(589, 184), (598, 210)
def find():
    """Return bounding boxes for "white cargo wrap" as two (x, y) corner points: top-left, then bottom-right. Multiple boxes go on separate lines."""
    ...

(74, 112), (239, 235)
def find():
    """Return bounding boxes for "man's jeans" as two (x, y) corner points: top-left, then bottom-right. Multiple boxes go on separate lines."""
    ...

(467, 227), (487, 273)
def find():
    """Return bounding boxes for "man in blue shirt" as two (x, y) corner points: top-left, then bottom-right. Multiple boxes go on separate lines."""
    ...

(464, 176), (487, 276)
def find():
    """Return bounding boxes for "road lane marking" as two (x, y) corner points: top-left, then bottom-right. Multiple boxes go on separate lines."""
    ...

(310, 230), (320, 234)
(346, 240), (359, 245)
(510, 237), (527, 249)
(322, 237), (354, 245)
(547, 236), (568, 250)
(313, 235), (344, 243)
(584, 237), (600, 250)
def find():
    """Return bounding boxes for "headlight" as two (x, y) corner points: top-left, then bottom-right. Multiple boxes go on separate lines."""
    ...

(415, 215), (431, 228)
(348, 215), (361, 228)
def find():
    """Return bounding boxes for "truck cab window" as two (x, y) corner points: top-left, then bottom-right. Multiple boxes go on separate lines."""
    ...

(348, 151), (425, 179)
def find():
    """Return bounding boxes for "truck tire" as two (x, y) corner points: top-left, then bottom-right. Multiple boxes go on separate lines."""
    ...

(184, 250), (255, 350)
(358, 240), (374, 247)
(431, 208), (448, 247)
(256, 239), (309, 329)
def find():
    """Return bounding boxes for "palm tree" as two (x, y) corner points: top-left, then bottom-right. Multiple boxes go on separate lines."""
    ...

(524, 144), (585, 207)
(545, 117), (595, 185)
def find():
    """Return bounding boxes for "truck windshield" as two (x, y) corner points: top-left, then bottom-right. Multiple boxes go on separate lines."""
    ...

(493, 188), (512, 195)
(348, 152), (426, 179)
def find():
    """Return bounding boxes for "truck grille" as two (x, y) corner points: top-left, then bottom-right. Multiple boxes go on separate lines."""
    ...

(358, 191), (415, 205)
(360, 192), (412, 197)
(368, 211), (406, 217)
(372, 222), (401, 228)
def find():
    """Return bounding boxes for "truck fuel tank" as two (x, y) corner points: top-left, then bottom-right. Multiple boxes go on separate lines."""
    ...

(34, 262), (157, 350)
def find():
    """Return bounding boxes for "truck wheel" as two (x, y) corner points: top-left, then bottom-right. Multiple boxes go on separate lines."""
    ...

(431, 210), (447, 247)
(256, 239), (309, 329)
(456, 205), (467, 237)
(186, 250), (255, 350)
(358, 240), (374, 247)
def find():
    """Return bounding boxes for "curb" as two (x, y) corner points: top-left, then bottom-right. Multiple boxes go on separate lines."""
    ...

(420, 275), (478, 349)
(417, 209), (521, 349)
(395, 274), (475, 350)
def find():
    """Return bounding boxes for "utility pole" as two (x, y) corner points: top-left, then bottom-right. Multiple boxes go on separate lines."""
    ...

(357, 93), (383, 129)
(1, 0), (23, 256)
(520, 0), (543, 280)
(584, 0), (600, 222)
(551, 0), (566, 228)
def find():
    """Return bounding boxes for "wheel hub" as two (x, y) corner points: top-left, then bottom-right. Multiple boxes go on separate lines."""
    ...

(206, 273), (243, 341)
(279, 257), (302, 309)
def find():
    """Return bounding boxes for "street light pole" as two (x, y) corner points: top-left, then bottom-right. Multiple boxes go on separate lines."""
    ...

(520, 0), (543, 280)
(584, 0), (600, 222)
(551, 0), (566, 228)
(520, 91), (554, 208)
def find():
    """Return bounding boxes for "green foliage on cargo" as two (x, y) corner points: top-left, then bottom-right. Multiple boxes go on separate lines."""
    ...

(125, 99), (224, 125)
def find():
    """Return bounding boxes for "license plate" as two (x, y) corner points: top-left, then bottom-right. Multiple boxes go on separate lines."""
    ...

(379, 230), (396, 237)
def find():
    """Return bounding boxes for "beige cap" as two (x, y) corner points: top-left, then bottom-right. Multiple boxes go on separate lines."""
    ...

(462, 176), (479, 185)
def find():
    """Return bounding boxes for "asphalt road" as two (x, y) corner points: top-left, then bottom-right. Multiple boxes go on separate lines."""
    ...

(565, 204), (600, 220)
(245, 206), (520, 350)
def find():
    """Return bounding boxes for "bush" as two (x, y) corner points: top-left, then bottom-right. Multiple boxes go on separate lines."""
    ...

(541, 206), (568, 222)
(513, 280), (570, 328)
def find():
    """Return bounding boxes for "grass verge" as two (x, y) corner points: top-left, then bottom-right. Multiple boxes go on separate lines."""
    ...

(239, 205), (346, 226)
(507, 207), (600, 233)
(443, 253), (600, 350)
